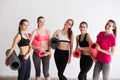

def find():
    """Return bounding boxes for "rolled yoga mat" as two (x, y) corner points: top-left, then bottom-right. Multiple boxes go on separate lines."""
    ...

(73, 50), (81, 58)
(6, 49), (21, 70)
(90, 43), (98, 59)
(50, 38), (59, 49)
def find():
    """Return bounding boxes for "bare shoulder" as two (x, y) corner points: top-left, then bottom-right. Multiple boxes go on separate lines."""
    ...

(32, 29), (37, 34)
(14, 33), (21, 41)
(46, 28), (50, 33)
(86, 33), (91, 38)
(15, 33), (21, 38)
(54, 29), (61, 34)
(86, 33), (92, 43)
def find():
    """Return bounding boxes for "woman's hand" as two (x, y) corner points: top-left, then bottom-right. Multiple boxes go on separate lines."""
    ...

(77, 47), (83, 51)
(23, 54), (30, 60)
(37, 47), (46, 52)
(68, 56), (71, 64)
(5, 58), (9, 66)
(44, 52), (51, 57)
(96, 44), (101, 51)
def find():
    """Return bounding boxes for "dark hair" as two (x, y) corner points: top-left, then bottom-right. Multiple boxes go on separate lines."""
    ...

(79, 21), (88, 28)
(18, 19), (28, 34)
(37, 16), (44, 28)
(108, 19), (117, 36)
(67, 19), (74, 39)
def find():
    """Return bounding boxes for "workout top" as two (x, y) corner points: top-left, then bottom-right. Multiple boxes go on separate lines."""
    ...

(79, 33), (89, 47)
(96, 31), (116, 64)
(58, 31), (70, 42)
(18, 34), (30, 47)
(34, 29), (49, 42)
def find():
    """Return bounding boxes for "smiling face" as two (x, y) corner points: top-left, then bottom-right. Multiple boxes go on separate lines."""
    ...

(79, 22), (88, 33)
(37, 18), (45, 27)
(21, 21), (29, 31)
(64, 19), (74, 29)
(105, 21), (114, 33)
(19, 19), (29, 33)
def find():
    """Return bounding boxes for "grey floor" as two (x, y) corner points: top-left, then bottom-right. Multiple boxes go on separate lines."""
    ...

(0, 76), (76, 80)
(0, 76), (120, 80)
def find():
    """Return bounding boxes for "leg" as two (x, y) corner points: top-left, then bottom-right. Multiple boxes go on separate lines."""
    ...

(78, 55), (93, 80)
(24, 57), (31, 80)
(102, 63), (110, 80)
(18, 55), (27, 80)
(93, 61), (102, 80)
(33, 51), (41, 80)
(54, 49), (69, 80)
(42, 56), (51, 80)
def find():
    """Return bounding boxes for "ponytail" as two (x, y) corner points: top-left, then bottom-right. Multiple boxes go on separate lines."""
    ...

(67, 19), (74, 39)
(108, 19), (117, 36)
(68, 28), (72, 39)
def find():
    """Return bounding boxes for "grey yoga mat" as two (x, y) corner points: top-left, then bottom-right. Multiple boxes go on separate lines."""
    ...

(6, 49), (21, 70)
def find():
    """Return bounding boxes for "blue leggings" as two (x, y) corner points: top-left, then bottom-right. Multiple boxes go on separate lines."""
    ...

(93, 61), (110, 80)
(18, 55), (31, 80)
(33, 51), (50, 78)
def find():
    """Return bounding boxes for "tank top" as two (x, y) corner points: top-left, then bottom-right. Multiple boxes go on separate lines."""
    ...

(58, 31), (70, 42)
(79, 33), (89, 47)
(18, 34), (30, 47)
(34, 29), (49, 42)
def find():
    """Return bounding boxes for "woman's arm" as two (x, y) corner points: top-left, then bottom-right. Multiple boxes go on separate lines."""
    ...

(68, 34), (74, 63)
(6, 34), (20, 58)
(5, 34), (20, 65)
(44, 29), (52, 57)
(75, 35), (79, 50)
(97, 45), (115, 55)
(69, 34), (74, 57)
(52, 30), (60, 38)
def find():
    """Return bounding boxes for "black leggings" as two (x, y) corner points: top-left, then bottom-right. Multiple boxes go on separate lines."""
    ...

(54, 48), (69, 80)
(78, 54), (93, 80)
(33, 51), (50, 78)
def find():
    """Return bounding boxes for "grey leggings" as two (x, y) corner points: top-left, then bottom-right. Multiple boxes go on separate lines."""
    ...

(93, 61), (110, 80)
(33, 51), (50, 78)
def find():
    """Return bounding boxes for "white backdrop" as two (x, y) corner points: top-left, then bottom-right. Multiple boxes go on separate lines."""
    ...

(0, 0), (120, 79)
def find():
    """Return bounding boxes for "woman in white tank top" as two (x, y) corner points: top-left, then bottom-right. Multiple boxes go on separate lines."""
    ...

(52, 19), (74, 80)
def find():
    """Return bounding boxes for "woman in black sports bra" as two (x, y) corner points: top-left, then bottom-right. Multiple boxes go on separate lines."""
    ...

(75, 21), (93, 80)
(5, 19), (32, 80)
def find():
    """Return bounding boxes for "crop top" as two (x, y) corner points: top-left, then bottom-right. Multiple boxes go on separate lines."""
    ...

(79, 33), (89, 47)
(34, 29), (49, 42)
(58, 31), (70, 42)
(18, 34), (30, 47)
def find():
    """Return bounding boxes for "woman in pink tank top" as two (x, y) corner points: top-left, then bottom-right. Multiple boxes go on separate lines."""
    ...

(93, 19), (117, 80)
(30, 16), (51, 80)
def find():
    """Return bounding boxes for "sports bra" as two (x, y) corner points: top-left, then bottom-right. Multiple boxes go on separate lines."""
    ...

(79, 33), (89, 47)
(34, 29), (49, 42)
(58, 31), (70, 42)
(18, 34), (30, 47)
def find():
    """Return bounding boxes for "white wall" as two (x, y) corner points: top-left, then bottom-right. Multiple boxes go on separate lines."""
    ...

(0, 0), (120, 79)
